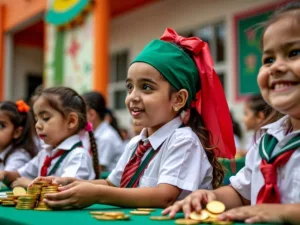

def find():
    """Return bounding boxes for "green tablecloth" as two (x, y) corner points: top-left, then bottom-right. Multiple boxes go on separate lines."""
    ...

(0, 203), (281, 225)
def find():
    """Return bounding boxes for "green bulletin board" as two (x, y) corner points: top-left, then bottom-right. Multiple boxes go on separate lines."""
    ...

(233, 1), (290, 98)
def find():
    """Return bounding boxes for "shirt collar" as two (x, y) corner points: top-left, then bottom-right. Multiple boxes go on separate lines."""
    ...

(0, 145), (12, 161)
(138, 116), (183, 150)
(94, 121), (109, 136)
(45, 134), (82, 156)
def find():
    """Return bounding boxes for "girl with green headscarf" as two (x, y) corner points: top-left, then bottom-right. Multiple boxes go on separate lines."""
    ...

(29, 28), (235, 210)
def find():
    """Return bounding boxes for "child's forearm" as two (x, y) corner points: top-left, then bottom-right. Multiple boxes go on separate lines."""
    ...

(93, 184), (180, 208)
(213, 186), (249, 209)
(3, 171), (20, 186)
(283, 204), (300, 224)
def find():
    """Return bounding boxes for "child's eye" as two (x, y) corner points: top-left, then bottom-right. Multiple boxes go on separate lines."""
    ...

(0, 123), (5, 129)
(126, 83), (133, 93)
(263, 57), (274, 65)
(42, 117), (50, 122)
(289, 49), (300, 57)
(142, 84), (152, 91)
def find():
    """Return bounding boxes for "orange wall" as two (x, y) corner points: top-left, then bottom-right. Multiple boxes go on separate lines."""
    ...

(0, 0), (46, 31)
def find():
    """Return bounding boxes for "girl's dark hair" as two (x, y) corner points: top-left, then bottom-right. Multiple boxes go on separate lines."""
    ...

(34, 87), (99, 178)
(230, 111), (242, 140)
(261, 1), (300, 45)
(246, 94), (272, 119)
(82, 92), (123, 139)
(0, 101), (37, 164)
(170, 43), (224, 189)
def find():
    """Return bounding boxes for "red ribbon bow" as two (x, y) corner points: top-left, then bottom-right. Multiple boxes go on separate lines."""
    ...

(15, 100), (30, 113)
(160, 28), (235, 159)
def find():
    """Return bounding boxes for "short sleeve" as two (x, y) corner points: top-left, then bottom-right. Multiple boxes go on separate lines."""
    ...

(17, 153), (41, 179)
(59, 148), (95, 180)
(157, 133), (207, 191)
(230, 144), (258, 200)
(5, 150), (31, 171)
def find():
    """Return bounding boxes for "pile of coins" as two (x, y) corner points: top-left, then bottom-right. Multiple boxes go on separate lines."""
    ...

(0, 180), (59, 211)
(175, 200), (232, 225)
(90, 211), (130, 221)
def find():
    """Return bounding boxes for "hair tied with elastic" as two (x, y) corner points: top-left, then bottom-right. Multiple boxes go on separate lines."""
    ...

(16, 100), (30, 113)
(84, 121), (93, 132)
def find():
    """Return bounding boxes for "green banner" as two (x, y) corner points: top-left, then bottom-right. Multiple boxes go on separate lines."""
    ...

(236, 10), (273, 96)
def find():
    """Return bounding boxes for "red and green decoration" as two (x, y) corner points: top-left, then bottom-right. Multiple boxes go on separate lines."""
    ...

(46, 0), (93, 85)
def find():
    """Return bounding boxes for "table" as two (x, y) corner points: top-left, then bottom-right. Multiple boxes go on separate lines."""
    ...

(0, 201), (282, 225)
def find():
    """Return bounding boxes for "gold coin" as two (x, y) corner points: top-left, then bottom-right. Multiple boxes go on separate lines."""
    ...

(175, 219), (199, 225)
(212, 221), (233, 225)
(149, 216), (171, 220)
(93, 215), (116, 220)
(103, 211), (125, 217)
(116, 215), (130, 220)
(137, 208), (156, 212)
(34, 208), (52, 211)
(13, 187), (27, 196)
(203, 217), (219, 223)
(130, 210), (151, 215)
(206, 201), (225, 214)
(190, 210), (209, 221)
(205, 209), (220, 219)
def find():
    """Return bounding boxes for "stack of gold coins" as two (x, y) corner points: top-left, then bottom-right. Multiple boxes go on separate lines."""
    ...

(90, 211), (130, 221)
(1, 193), (17, 207)
(34, 184), (58, 211)
(16, 195), (37, 210)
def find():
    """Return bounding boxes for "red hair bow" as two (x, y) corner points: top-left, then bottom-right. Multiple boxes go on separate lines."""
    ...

(16, 100), (30, 113)
(161, 28), (236, 159)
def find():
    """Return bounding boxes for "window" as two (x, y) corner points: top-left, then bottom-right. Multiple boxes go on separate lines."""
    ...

(180, 22), (227, 92)
(109, 50), (129, 110)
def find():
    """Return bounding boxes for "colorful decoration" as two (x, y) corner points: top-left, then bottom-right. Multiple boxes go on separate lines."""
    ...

(46, 0), (93, 30)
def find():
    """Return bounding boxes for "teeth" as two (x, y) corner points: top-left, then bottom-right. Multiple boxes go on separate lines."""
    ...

(274, 83), (292, 91)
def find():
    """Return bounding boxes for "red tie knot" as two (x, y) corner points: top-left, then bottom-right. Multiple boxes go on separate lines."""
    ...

(261, 164), (277, 185)
(136, 141), (152, 158)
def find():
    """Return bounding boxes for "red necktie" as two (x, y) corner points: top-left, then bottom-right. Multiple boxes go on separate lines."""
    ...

(120, 141), (152, 188)
(256, 150), (295, 204)
(40, 150), (65, 176)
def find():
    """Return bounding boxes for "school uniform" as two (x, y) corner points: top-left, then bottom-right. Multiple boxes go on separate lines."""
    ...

(17, 134), (95, 180)
(0, 145), (31, 171)
(108, 116), (213, 200)
(230, 116), (300, 204)
(94, 122), (123, 172)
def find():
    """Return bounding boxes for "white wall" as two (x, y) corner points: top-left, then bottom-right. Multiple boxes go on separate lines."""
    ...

(12, 45), (43, 101)
(110, 0), (279, 145)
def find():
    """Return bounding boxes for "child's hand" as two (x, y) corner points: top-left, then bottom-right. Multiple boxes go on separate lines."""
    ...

(29, 176), (77, 187)
(162, 190), (217, 219)
(11, 177), (32, 188)
(43, 181), (98, 209)
(219, 204), (287, 224)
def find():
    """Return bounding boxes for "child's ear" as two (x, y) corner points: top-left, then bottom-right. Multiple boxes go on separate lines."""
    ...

(257, 111), (266, 124)
(67, 112), (79, 130)
(172, 89), (189, 112)
(13, 126), (23, 139)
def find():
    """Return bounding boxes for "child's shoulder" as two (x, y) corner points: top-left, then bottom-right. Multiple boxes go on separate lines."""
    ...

(172, 126), (199, 141)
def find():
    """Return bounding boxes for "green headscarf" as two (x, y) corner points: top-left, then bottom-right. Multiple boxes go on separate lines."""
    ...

(131, 40), (199, 106)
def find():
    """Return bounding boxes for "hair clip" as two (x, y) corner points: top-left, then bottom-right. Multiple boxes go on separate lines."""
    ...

(16, 100), (30, 113)
(84, 121), (93, 132)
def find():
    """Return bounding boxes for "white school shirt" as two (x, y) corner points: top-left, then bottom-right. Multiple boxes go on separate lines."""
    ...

(94, 122), (123, 172)
(18, 134), (95, 180)
(108, 116), (213, 200)
(0, 145), (31, 171)
(230, 116), (300, 204)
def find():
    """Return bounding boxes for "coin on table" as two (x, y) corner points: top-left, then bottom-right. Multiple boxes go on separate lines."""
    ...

(89, 211), (105, 215)
(116, 215), (130, 220)
(34, 207), (52, 211)
(13, 187), (27, 196)
(137, 208), (156, 212)
(175, 218), (200, 224)
(150, 216), (171, 220)
(93, 215), (116, 220)
(130, 210), (151, 215)
(190, 210), (209, 221)
(206, 201), (225, 214)
(103, 211), (125, 217)
(212, 221), (233, 225)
